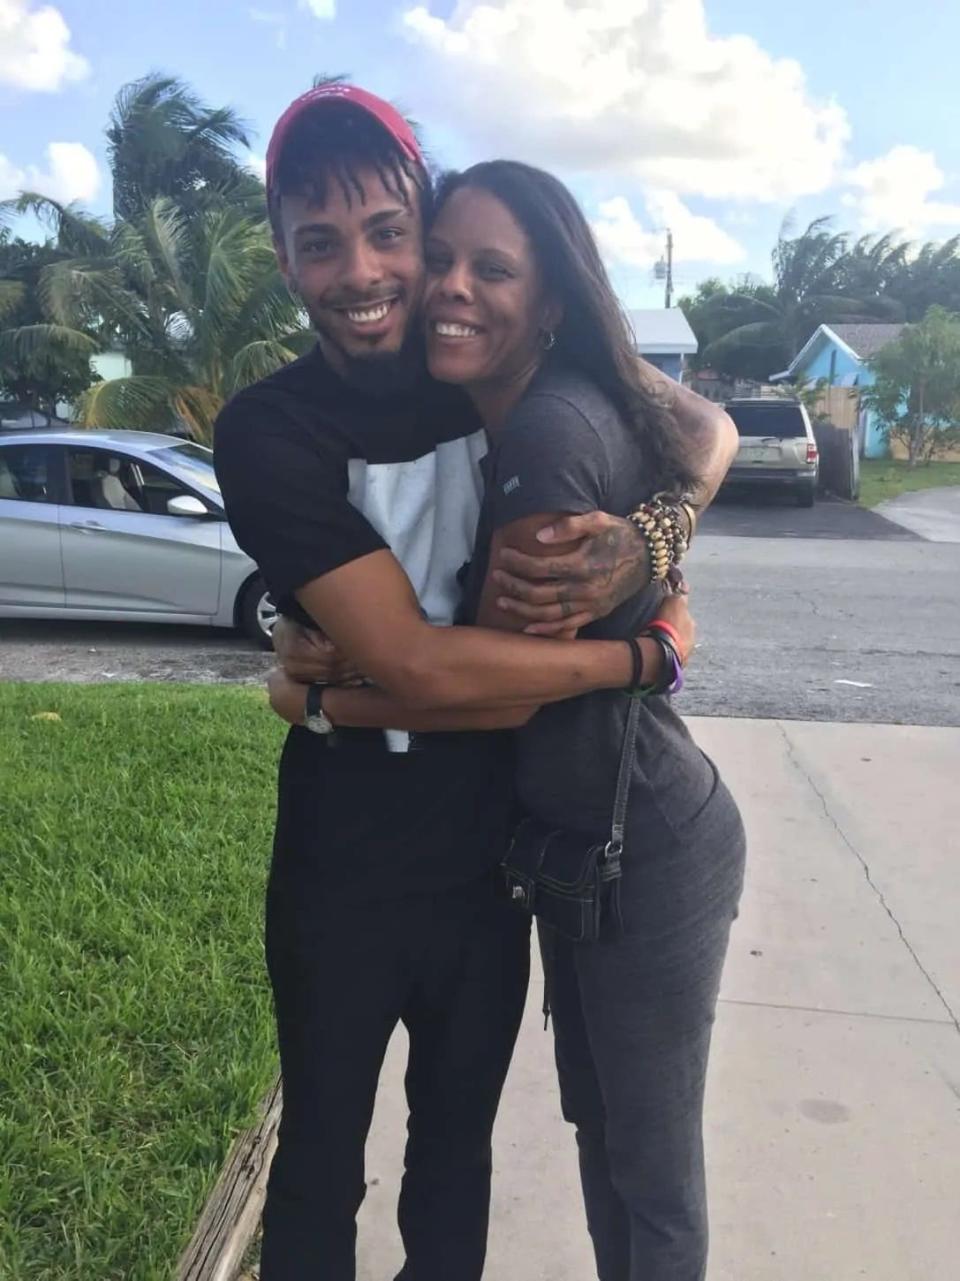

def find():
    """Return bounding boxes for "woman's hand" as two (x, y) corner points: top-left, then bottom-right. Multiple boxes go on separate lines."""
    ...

(272, 616), (364, 685)
(267, 667), (311, 726)
(653, 591), (696, 665)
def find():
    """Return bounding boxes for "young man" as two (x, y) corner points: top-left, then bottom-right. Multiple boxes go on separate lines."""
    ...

(214, 81), (735, 1281)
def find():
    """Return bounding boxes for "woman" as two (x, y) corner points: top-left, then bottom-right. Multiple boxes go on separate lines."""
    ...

(270, 160), (745, 1281)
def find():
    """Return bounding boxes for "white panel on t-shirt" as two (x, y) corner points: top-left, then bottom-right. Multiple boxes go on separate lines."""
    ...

(347, 428), (487, 751)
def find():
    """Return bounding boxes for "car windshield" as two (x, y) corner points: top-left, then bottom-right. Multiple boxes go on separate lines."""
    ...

(727, 404), (807, 439)
(149, 442), (221, 495)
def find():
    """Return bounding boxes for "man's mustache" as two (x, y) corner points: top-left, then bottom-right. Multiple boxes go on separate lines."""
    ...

(322, 289), (402, 310)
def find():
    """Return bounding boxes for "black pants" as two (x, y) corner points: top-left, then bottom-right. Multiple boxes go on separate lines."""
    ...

(259, 870), (530, 1281)
(541, 791), (746, 1281)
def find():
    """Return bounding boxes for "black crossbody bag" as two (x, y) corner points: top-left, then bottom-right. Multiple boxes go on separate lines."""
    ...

(501, 693), (643, 944)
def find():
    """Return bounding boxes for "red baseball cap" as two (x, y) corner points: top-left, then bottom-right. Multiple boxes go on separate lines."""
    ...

(265, 83), (423, 192)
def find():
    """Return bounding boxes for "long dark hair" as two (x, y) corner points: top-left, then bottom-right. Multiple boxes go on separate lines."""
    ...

(435, 161), (697, 493)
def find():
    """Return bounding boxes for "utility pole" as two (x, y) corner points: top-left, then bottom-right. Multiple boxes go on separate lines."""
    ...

(654, 229), (674, 308)
(664, 229), (674, 309)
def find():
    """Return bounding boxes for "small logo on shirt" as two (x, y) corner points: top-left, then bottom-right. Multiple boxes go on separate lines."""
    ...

(502, 475), (520, 495)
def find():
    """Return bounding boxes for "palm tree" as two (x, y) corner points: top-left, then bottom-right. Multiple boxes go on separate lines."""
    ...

(700, 217), (882, 378)
(1, 75), (306, 436)
(24, 193), (307, 439)
(107, 74), (263, 221)
(885, 236), (960, 321)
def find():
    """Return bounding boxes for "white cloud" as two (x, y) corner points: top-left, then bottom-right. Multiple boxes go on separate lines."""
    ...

(593, 191), (746, 269)
(0, 0), (88, 91)
(0, 142), (100, 203)
(402, 0), (849, 202)
(247, 151), (267, 180)
(844, 145), (960, 238)
(300, 0), (335, 17)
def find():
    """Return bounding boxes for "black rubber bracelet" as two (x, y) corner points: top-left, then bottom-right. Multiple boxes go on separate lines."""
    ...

(625, 637), (644, 692)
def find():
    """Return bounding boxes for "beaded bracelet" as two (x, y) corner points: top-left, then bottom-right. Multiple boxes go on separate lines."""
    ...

(626, 492), (694, 582)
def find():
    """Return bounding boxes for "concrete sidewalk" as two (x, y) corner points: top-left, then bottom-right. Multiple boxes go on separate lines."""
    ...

(875, 485), (960, 542)
(355, 718), (960, 1281)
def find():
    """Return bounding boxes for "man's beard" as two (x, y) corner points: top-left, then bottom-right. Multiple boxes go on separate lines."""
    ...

(307, 302), (426, 396)
(337, 337), (425, 396)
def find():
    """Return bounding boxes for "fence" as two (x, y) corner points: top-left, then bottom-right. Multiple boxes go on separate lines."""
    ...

(812, 385), (859, 432)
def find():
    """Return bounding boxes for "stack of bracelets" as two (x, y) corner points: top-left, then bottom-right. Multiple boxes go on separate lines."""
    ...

(626, 492), (698, 583)
(626, 619), (686, 699)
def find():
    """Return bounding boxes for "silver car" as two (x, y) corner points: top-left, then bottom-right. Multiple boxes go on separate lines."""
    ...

(0, 428), (276, 647)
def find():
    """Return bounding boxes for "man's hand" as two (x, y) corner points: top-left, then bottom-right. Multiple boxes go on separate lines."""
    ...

(267, 667), (311, 725)
(490, 512), (651, 637)
(272, 616), (364, 685)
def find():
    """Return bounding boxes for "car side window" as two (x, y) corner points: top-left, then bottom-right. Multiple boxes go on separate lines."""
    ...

(66, 449), (193, 515)
(135, 459), (197, 516)
(0, 445), (54, 504)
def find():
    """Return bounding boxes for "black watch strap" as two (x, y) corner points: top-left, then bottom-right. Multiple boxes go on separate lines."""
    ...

(305, 682), (325, 720)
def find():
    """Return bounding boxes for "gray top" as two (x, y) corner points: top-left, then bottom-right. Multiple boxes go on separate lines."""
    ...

(465, 366), (720, 842)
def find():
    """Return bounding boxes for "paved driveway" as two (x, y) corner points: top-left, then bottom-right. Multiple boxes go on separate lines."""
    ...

(701, 492), (918, 540)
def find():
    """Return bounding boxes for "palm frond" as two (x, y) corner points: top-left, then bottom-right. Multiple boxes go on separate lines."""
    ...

(201, 212), (262, 326)
(228, 339), (301, 392)
(0, 323), (98, 361)
(0, 278), (25, 322)
(77, 375), (174, 430)
(9, 194), (109, 255)
(142, 197), (194, 314)
(229, 269), (302, 343)
(172, 384), (224, 442)
(37, 259), (145, 335)
(111, 220), (157, 293)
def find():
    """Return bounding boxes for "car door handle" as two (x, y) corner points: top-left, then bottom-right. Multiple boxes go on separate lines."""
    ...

(68, 520), (106, 532)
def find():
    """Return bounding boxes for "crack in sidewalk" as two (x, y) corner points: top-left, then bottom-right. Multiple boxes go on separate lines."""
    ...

(777, 722), (960, 1039)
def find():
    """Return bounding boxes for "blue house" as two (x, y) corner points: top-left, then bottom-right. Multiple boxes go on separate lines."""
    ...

(627, 308), (698, 382)
(778, 323), (903, 458)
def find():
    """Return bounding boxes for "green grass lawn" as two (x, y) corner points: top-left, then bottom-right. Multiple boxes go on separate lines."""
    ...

(0, 683), (287, 1280)
(859, 459), (960, 508)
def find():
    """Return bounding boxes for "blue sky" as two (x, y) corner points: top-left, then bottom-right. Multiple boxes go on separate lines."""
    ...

(3, 0), (960, 307)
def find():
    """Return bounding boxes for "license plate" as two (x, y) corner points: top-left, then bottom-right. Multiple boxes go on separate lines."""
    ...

(740, 444), (781, 464)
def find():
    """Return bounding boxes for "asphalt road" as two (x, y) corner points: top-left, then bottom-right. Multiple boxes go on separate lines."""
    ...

(2, 497), (958, 726)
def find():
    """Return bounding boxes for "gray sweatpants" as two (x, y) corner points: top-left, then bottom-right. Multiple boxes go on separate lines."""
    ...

(541, 784), (746, 1281)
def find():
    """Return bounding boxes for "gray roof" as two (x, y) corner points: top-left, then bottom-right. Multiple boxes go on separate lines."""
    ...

(626, 308), (698, 355)
(828, 324), (904, 359)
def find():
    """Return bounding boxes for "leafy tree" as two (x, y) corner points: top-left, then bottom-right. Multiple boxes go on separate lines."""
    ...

(0, 231), (99, 412)
(861, 306), (960, 464)
(0, 75), (303, 439)
(680, 275), (788, 381)
(694, 217), (881, 379)
(885, 237), (960, 322)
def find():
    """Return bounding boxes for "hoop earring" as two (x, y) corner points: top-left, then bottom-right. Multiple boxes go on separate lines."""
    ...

(542, 329), (556, 350)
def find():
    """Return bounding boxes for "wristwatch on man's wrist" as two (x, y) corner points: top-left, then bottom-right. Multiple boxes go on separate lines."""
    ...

(303, 682), (335, 734)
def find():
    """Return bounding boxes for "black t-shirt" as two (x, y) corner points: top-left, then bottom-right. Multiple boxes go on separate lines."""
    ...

(463, 367), (720, 843)
(214, 346), (516, 899)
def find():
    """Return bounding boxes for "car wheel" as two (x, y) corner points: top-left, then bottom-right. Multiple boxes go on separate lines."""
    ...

(796, 486), (816, 508)
(240, 575), (277, 649)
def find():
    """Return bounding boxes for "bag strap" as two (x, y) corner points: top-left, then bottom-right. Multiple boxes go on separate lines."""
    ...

(606, 693), (644, 857)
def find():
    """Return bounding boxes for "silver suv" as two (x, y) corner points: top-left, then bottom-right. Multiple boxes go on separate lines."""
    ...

(723, 397), (819, 507)
(0, 428), (276, 646)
